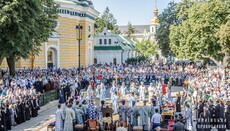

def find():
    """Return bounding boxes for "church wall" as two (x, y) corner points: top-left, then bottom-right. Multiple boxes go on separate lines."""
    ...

(0, 59), (7, 69)
(58, 16), (79, 68)
(123, 50), (130, 63)
(0, 2), (98, 69)
(0, 43), (46, 69)
(95, 50), (122, 64)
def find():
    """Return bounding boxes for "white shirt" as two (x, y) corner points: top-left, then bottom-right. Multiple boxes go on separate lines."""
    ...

(151, 113), (162, 123)
(116, 127), (127, 131)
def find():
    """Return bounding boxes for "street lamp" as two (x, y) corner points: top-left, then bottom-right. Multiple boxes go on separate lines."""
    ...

(76, 24), (83, 68)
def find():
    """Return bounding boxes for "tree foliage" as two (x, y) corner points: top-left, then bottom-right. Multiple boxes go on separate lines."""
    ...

(216, 15), (230, 68)
(125, 56), (147, 64)
(135, 38), (158, 58)
(94, 7), (120, 34)
(169, 0), (230, 69)
(125, 21), (136, 39)
(0, 0), (59, 75)
(155, 2), (179, 57)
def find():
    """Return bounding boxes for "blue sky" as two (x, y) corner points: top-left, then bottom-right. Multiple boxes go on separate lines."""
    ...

(93, 0), (181, 26)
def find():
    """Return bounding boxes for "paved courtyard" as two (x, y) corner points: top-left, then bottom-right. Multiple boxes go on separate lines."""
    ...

(10, 100), (58, 131)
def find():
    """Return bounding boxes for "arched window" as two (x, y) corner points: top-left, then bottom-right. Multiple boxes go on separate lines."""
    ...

(113, 58), (117, 65)
(94, 58), (97, 64)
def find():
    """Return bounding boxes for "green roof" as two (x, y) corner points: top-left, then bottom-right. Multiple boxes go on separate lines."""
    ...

(94, 46), (123, 50)
(117, 35), (135, 49)
(54, 0), (89, 7)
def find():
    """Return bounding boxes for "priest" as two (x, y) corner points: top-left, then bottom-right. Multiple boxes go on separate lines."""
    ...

(139, 100), (150, 131)
(127, 101), (138, 126)
(63, 103), (75, 131)
(118, 100), (128, 121)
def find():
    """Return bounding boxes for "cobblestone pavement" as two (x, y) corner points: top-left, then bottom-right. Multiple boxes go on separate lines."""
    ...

(10, 86), (184, 131)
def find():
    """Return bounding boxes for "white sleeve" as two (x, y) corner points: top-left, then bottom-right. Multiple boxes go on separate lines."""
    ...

(151, 115), (154, 123)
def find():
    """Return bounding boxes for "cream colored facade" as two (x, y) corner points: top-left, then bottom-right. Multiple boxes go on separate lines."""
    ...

(0, 0), (99, 69)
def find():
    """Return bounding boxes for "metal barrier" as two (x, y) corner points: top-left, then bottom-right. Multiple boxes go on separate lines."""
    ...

(39, 89), (59, 106)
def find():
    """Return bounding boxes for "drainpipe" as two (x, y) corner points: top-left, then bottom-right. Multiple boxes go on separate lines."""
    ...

(121, 50), (124, 64)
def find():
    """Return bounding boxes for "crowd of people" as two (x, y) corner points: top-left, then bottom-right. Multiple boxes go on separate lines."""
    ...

(53, 63), (229, 131)
(181, 66), (230, 131)
(57, 63), (192, 104)
(0, 62), (229, 131)
(0, 70), (46, 131)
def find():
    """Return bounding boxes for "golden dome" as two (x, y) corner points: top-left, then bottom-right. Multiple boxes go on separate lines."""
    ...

(151, 8), (160, 25)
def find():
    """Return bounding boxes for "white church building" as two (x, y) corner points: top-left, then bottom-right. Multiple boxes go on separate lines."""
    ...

(94, 28), (136, 64)
(119, 9), (160, 42)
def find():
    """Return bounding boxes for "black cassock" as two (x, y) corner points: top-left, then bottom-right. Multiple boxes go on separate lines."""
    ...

(16, 105), (22, 124)
(32, 99), (38, 117)
(5, 108), (11, 130)
(0, 111), (7, 131)
(63, 86), (70, 100)
(20, 103), (26, 123)
(176, 96), (181, 112)
(25, 100), (32, 120)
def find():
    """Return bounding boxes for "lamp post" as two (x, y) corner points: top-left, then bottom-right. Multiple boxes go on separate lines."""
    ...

(76, 24), (83, 68)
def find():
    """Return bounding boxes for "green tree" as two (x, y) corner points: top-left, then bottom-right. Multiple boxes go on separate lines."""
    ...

(216, 15), (230, 70)
(135, 38), (158, 58)
(94, 7), (120, 34)
(0, 0), (58, 75)
(125, 21), (136, 39)
(155, 2), (179, 57)
(169, 0), (230, 69)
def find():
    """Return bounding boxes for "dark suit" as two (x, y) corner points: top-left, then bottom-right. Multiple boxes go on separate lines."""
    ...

(198, 103), (204, 118)
(208, 104), (215, 126)
(208, 105), (215, 118)
(219, 104), (225, 118)
(173, 122), (184, 131)
(204, 110), (211, 131)
(197, 110), (211, 131)
(218, 104), (226, 131)
(225, 105), (230, 129)
(215, 104), (221, 118)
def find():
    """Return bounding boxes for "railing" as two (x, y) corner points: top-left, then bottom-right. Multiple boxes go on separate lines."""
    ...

(38, 89), (59, 106)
